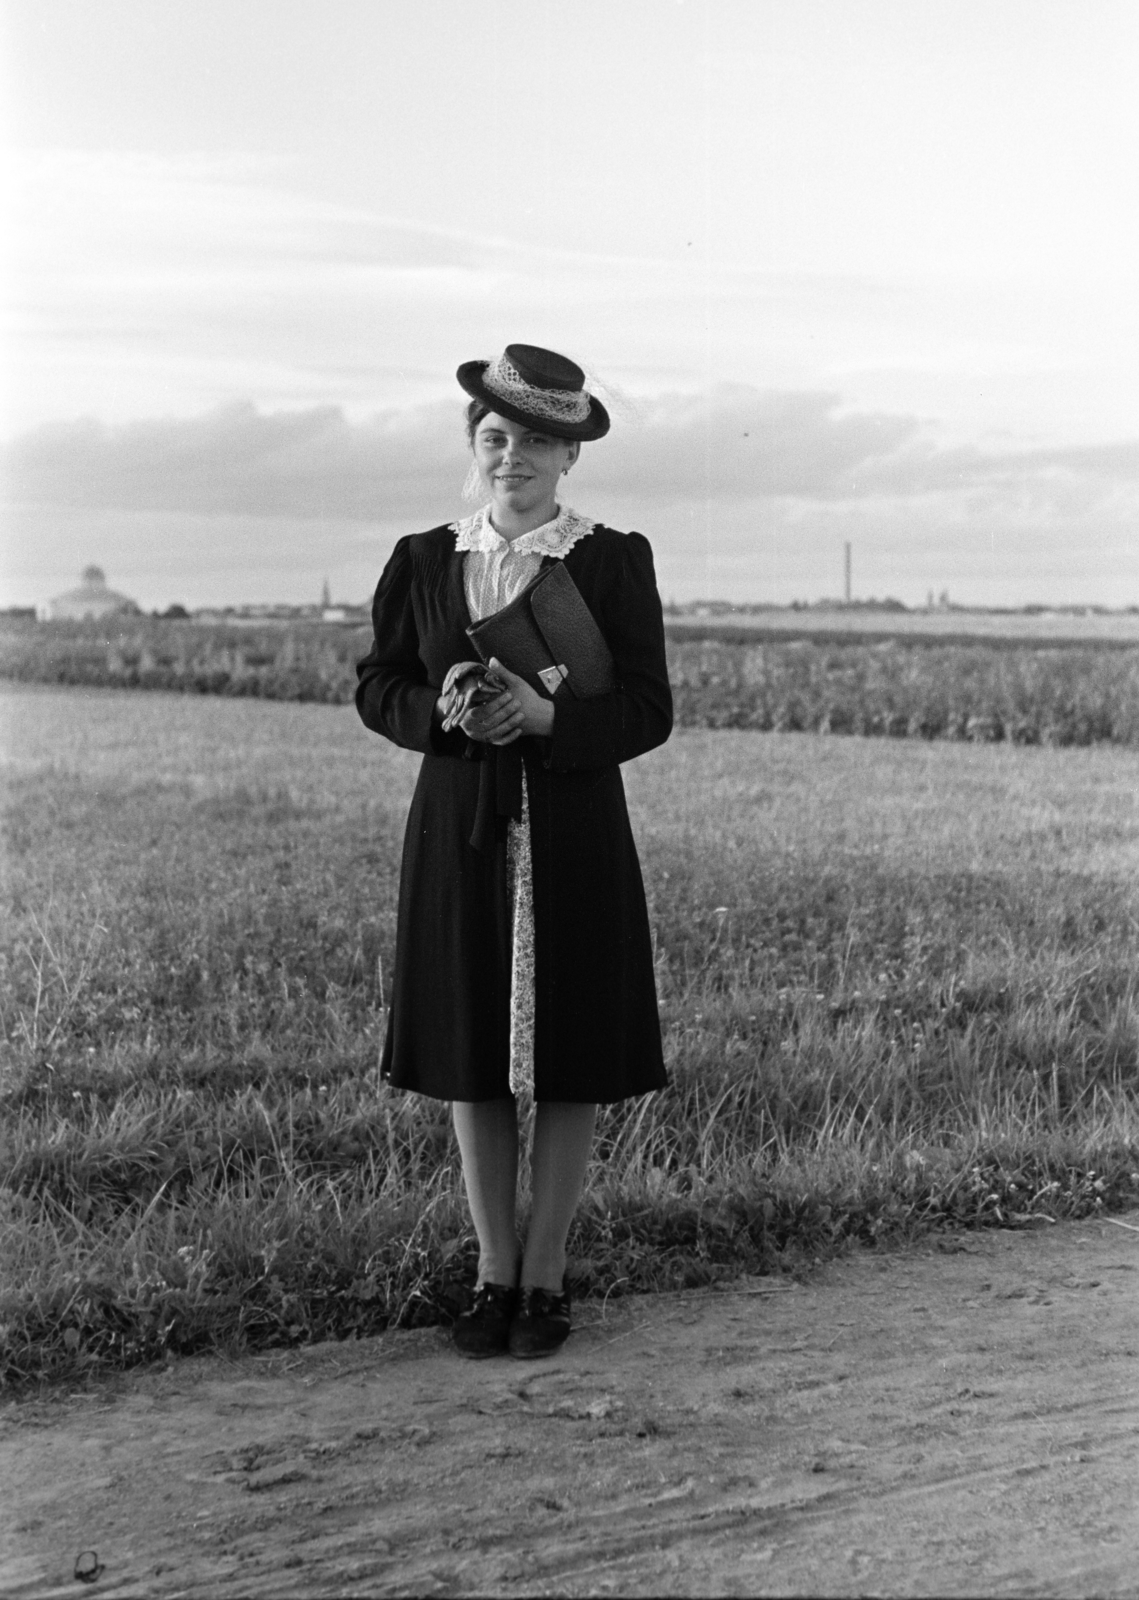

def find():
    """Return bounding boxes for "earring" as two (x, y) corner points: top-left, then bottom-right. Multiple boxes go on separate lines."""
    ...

(561, 467), (570, 477)
(461, 461), (483, 503)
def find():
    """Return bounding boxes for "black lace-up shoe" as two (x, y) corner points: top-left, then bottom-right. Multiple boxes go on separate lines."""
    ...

(508, 1285), (572, 1359)
(452, 1282), (517, 1358)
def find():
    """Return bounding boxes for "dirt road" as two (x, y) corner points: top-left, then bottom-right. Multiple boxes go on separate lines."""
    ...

(3, 1214), (1137, 1598)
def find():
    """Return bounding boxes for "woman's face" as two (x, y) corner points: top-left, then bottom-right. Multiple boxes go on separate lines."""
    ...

(472, 413), (579, 521)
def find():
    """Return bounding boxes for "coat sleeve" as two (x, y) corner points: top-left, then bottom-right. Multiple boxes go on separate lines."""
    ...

(355, 537), (464, 756)
(545, 532), (673, 772)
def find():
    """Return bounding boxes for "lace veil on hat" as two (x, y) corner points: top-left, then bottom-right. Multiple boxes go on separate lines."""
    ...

(456, 344), (611, 441)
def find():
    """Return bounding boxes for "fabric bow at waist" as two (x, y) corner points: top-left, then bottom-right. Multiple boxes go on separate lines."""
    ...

(470, 742), (523, 853)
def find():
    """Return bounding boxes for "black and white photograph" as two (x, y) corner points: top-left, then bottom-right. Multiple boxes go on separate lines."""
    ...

(2, 2), (1138, 1595)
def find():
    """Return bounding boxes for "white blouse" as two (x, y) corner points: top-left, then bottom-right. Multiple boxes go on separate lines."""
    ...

(451, 503), (596, 623)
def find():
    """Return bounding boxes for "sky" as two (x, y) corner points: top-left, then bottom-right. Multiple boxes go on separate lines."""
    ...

(3, 0), (1139, 610)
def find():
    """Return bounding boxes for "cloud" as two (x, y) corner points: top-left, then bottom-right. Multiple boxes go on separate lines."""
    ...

(26, 150), (1125, 450)
(4, 400), (469, 520)
(10, 387), (1139, 529)
(5, 388), (923, 523)
(847, 434), (1139, 518)
(592, 388), (920, 499)
(10, 150), (723, 428)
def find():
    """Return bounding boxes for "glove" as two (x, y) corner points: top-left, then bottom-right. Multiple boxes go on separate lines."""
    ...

(439, 660), (506, 733)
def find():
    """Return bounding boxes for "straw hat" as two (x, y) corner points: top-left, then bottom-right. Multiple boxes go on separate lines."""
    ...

(456, 344), (610, 441)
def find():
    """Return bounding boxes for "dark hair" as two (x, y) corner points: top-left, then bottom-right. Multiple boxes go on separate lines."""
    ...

(465, 400), (491, 447)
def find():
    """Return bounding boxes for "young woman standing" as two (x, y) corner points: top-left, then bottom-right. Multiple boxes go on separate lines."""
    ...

(356, 344), (671, 1358)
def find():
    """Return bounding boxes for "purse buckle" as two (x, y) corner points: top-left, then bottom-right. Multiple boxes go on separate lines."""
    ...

(537, 664), (569, 695)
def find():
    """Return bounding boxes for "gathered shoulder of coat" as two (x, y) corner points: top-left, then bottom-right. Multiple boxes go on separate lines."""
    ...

(356, 520), (672, 1104)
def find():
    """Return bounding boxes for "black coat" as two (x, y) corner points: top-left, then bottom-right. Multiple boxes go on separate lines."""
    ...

(356, 522), (672, 1103)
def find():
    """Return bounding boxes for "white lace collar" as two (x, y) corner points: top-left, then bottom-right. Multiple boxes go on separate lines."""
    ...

(450, 503), (596, 560)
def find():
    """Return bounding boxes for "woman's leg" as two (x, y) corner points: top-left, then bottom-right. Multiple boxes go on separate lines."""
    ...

(452, 1099), (521, 1287)
(522, 1102), (597, 1291)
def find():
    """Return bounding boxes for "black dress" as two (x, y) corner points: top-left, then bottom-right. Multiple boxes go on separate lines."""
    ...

(355, 521), (672, 1103)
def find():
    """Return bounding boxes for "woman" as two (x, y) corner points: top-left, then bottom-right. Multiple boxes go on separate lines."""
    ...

(356, 344), (672, 1359)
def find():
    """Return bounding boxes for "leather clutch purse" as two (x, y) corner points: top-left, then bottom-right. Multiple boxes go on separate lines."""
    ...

(466, 561), (618, 700)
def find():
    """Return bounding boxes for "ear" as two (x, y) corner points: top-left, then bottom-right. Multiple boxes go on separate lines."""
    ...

(566, 441), (581, 468)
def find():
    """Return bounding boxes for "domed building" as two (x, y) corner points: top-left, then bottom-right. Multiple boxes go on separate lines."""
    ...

(37, 566), (140, 622)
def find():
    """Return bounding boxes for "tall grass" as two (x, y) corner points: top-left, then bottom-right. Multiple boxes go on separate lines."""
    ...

(670, 637), (1139, 745)
(4, 616), (1139, 746)
(2, 687), (1137, 1386)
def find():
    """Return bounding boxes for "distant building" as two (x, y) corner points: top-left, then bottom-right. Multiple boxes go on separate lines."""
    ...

(37, 565), (140, 622)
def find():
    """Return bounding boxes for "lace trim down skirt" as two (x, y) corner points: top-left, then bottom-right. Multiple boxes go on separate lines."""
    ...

(506, 773), (536, 1097)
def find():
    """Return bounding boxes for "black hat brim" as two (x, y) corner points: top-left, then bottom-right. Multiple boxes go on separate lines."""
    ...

(456, 360), (610, 441)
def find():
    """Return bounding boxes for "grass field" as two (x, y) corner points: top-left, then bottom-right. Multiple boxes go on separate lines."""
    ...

(2, 684), (1138, 1386)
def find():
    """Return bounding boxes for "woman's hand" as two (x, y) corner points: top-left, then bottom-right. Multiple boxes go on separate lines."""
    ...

(457, 681), (524, 745)
(487, 659), (555, 739)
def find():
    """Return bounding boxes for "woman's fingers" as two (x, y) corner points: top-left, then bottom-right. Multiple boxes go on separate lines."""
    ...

(460, 692), (523, 740)
(486, 657), (519, 688)
(480, 695), (521, 731)
(473, 689), (514, 722)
